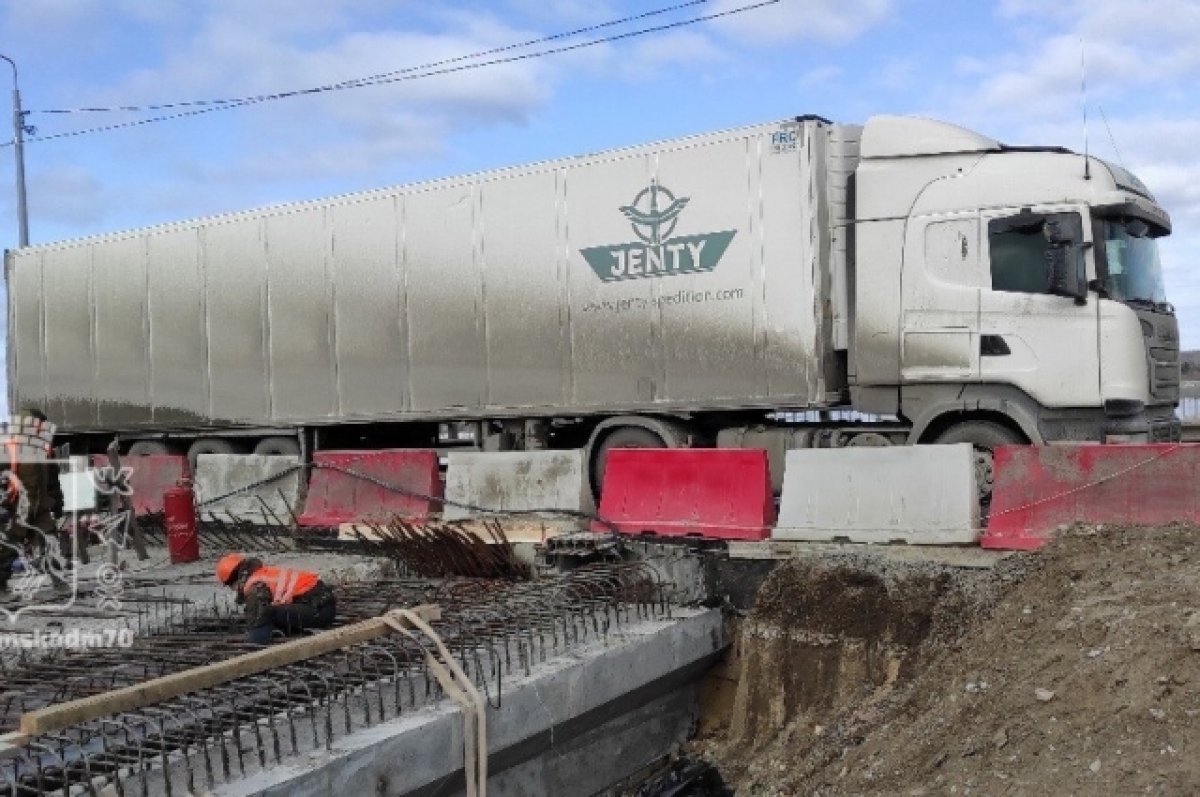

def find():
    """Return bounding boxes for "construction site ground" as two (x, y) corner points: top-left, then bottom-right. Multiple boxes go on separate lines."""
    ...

(3, 517), (1200, 795)
(696, 523), (1200, 795)
(0, 546), (393, 642)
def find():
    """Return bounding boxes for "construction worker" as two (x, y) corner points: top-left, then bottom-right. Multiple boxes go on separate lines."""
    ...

(216, 554), (337, 644)
(0, 409), (65, 592)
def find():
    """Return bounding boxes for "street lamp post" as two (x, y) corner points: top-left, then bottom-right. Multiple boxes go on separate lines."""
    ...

(0, 54), (29, 248)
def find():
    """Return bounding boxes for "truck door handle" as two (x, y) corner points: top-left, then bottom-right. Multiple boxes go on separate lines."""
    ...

(981, 335), (1011, 357)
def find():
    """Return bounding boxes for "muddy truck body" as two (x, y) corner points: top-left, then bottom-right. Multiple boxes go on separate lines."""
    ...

(5, 115), (1180, 486)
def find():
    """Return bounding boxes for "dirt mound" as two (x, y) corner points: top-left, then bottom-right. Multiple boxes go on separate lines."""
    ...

(701, 526), (1200, 795)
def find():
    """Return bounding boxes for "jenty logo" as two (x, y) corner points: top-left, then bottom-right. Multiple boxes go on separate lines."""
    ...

(580, 181), (736, 283)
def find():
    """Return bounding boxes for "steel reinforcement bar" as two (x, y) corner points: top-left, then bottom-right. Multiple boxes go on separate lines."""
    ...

(0, 562), (671, 796)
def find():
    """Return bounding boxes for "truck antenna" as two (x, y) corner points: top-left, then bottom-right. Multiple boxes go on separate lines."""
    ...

(1080, 37), (1091, 180)
(1099, 105), (1126, 169)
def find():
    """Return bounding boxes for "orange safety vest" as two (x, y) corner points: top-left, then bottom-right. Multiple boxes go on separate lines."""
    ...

(244, 566), (320, 605)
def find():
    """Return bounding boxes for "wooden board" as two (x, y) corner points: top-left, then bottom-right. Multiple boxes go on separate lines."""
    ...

(19, 604), (441, 737)
(0, 731), (28, 760)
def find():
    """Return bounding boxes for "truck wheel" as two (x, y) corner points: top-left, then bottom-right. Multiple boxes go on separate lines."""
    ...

(590, 427), (666, 495)
(253, 437), (301, 457)
(933, 421), (1024, 499)
(187, 438), (247, 470)
(126, 440), (175, 456)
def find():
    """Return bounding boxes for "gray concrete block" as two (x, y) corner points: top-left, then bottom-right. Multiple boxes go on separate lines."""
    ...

(773, 444), (980, 544)
(444, 450), (593, 522)
(195, 454), (303, 526)
(218, 609), (725, 797)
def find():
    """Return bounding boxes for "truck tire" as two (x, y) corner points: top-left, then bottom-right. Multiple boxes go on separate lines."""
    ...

(253, 437), (301, 457)
(590, 426), (666, 495)
(126, 440), (175, 456)
(934, 420), (1024, 499)
(187, 438), (247, 470)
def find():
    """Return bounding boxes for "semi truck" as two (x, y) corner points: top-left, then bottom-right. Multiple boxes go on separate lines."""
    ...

(5, 114), (1181, 492)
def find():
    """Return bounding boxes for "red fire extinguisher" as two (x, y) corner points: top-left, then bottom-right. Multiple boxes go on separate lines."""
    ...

(163, 478), (200, 564)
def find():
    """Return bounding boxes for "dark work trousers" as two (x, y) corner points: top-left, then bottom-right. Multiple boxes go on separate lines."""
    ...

(246, 590), (336, 644)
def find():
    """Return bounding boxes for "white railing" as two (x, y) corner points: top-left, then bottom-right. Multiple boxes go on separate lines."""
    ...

(1180, 396), (1200, 422)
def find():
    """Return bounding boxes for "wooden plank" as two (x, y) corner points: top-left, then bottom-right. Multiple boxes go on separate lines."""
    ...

(19, 604), (441, 737)
(0, 732), (29, 760)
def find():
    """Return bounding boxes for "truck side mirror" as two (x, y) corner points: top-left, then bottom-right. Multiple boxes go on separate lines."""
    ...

(1045, 245), (1088, 303)
(1043, 219), (1065, 243)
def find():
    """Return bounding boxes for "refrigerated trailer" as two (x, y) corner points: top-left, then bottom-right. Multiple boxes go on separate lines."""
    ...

(5, 114), (1181, 488)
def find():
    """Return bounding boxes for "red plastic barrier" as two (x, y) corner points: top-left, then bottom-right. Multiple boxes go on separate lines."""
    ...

(298, 449), (441, 527)
(90, 454), (188, 517)
(597, 449), (774, 540)
(984, 443), (1200, 550)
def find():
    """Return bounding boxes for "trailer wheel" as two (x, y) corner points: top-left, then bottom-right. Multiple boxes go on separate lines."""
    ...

(187, 438), (248, 470)
(126, 440), (175, 456)
(253, 437), (301, 457)
(934, 420), (1024, 499)
(590, 426), (665, 496)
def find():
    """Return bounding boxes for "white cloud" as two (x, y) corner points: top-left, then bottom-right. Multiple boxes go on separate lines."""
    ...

(965, 0), (1200, 118)
(503, 0), (619, 25)
(798, 65), (841, 87)
(619, 29), (725, 73)
(709, 0), (893, 45)
(69, 6), (554, 183)
(2, 0), (106, 35)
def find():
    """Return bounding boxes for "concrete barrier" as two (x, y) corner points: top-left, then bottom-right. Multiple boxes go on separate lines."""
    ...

(597, 449), (774, 540)
(61, 456), (96, 513)
(984, 443), (1200, 550)
(194, 454), (303, 526)
(298, 449), (441, 527)
(443, 450), (592, 522)
(773, 444), (980, 544)
(90, 454), (188, 516)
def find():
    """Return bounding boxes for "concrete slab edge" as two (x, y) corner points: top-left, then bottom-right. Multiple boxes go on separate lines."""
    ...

(218, 609), (725, 797)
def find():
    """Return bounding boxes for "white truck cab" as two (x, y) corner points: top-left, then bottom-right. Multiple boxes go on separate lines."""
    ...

(851, 116), (1179, 446)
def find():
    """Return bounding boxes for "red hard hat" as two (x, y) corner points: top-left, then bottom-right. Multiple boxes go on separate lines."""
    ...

(216, 553), (245, 585)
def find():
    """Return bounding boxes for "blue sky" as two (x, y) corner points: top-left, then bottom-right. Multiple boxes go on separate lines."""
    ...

(1, 0), (1198, 356)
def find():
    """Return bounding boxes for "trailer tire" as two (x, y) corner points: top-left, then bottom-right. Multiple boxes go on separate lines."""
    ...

(126, 440), (175, 456)
(187, 438), (247, 470)
(933, 420), (1024, 498)
(253, 437), (301, 457)
(590, 426), (665, 496)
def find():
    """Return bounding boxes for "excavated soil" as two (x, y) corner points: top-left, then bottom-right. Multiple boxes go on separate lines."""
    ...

(697, 525), (1200, 795)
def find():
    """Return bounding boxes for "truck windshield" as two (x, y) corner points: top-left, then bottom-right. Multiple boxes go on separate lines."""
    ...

(1098, 217), (1168, 306)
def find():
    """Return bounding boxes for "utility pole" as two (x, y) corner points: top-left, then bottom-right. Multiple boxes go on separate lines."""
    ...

(0, 54), (29, 247)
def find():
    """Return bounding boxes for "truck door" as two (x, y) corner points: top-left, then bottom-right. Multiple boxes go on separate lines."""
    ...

(977, 207), (1100, 407)
(900, 214), (982, 383)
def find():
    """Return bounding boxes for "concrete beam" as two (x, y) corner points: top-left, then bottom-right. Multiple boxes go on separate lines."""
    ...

(216, 609), (725, 797)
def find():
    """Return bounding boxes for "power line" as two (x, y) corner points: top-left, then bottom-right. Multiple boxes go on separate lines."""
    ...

(15, 0), (778, 145)
(36, 0), (711, 115)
